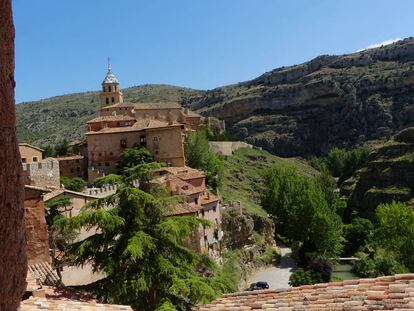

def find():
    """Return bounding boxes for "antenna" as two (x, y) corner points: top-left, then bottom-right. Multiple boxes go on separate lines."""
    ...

(107, 57), (111, 71)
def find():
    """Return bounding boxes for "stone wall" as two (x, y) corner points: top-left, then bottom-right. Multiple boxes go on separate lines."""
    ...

(22, 158), (60, 189)
(208, 141), (259, 156)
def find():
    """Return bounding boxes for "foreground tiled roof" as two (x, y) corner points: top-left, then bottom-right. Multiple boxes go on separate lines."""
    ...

(21, 296), (132, 311)
(200, 274), (414, 310)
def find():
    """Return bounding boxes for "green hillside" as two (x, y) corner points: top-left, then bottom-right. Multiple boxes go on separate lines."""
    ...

(220, 147), (318, 216)
(16, 84), (203, 146)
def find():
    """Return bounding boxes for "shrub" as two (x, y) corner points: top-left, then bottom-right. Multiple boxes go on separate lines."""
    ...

(92, 174), (122, 188)
(289, 268), (323, 287)
(60, 176), (86, 192)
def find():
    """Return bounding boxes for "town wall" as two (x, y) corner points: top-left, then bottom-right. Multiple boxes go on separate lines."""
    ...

(22, 158), (60, 189)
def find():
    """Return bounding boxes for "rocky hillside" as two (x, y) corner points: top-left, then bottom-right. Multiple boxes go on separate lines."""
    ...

(342, 127), (414, 219)
(184, 38), (414, 157)
(16, 84), (203, 146)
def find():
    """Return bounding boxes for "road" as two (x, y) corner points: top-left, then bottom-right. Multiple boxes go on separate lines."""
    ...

(248, 245), (297, 289)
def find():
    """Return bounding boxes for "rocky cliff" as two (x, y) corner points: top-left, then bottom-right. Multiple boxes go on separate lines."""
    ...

(342, 127), (414, 219)
(184, 38), (414, 157)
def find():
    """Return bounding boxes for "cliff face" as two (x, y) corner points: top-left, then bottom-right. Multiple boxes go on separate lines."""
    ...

(184, 38), (414, 157)
(343, 127), (414, 219)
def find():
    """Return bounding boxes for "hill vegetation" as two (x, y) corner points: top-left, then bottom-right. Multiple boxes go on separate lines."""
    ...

(184, 38), (414, 157)
(16, 84), (203, 146)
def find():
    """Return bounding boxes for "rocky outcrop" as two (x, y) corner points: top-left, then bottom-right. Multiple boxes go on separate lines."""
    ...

(184, 38), (414, 157)
(343, 127), (414, 219)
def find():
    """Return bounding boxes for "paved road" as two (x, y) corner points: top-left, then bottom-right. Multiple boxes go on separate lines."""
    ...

(248, 246), (297, 289)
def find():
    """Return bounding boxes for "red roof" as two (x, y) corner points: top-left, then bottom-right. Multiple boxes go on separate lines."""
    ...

(200, 273), (414, 310)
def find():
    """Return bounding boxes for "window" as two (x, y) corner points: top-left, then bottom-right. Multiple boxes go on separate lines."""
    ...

(76, 167), (80, 172)
(22, 158), (26, 163)
(201, 210), (205, 217)
(105, 162), (110, 166)
(120, 139), (127, 148)
(116, 122), (120, 126)
(155, 150), (159, 155)
(111, 97), (114, 103)
(139, 136), (147, 147)
(195, 198), (198, 205)
(98, 153), (102, 157)
(70, 168), (74, 173)
(98, 163), (102, 167)
(76, 159), (79, 163)
(32, 157), (38, 162)
(106, 98), (109, 105)
(153, 137), (158, 141)
(108, 85), (112, 92)
(110, 152), (113, 156)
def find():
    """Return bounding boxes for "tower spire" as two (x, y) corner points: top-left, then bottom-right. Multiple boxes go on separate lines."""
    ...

(107, 57), (111, 72)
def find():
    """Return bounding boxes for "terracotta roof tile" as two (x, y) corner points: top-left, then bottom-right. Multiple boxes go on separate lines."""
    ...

(199, 274), (414, 310)
(55, 154), (84, 161)
(87, 115), (136, 123)
(27, 262), (61, 288)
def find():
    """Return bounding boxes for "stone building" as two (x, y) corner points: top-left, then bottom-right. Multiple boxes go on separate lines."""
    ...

(85, 65), (225, 181)
(154, 166), (223, 255)
(19, 143), (43, 164)
(56, 154), (87, 179)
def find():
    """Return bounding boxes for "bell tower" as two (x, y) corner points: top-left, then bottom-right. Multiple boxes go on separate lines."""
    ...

(100, 61), (123, 108)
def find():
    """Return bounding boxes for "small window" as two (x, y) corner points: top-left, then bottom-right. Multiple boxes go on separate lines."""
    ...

(75, 159), (79, 163)
(124, 108), (127, 111)
(201, 210), (205, 217)
(98, 153), (102, 157)
(106, 98), (109, 105)
(32, 157), (38, 162)
(195, 198), (198, 205)
(108, 85), (112, 92)
(139, 136), (147, 147)
(70, 168), (74, 173)
(76, 167), (80, 172)
(117, 122), (120, 126)
(110, 152), (113, 156)
(153, 137), (158, 141)
(98, 163), (102, 167)
(105, 162), (110, 166)
(120, 139), (127, 148)
(111, 97), (114, 103)
(22, 158), (27, 163)
(155, 150), (159, 155)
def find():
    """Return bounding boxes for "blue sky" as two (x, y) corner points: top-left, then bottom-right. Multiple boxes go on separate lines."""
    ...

(13, 0), (414, 103)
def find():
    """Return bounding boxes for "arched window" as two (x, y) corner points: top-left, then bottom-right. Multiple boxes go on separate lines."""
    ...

(111, 97), (115, 103)
(108, 85), (112, 92)
(106, 98), (109, 105)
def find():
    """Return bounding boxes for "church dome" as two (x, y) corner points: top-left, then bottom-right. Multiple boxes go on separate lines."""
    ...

(102, 64), (119, 84)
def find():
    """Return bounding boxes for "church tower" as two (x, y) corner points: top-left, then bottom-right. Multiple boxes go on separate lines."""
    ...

(100, 63), (123, 108)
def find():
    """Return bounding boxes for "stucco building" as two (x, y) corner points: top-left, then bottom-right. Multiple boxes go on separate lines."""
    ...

(154, 166), (223, 255)
(19, 143), (43, 163)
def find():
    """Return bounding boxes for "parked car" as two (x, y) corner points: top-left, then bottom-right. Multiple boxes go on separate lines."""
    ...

(245, 281), (270, 291)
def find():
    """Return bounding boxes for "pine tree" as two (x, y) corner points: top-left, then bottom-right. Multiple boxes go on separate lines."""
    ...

(57, 164), (228, 310)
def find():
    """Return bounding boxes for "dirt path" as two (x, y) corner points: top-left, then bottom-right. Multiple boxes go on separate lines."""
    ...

(248, 245), (297, 289)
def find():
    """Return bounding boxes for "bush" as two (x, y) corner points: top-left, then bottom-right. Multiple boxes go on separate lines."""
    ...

(343, 217), (374, 256)
(60, 176), (86, 192)
(353, 250), (407, 278)
(92, 174), (122, 188)
(289, 268), (323, 287)
(258, 247), (282, 266)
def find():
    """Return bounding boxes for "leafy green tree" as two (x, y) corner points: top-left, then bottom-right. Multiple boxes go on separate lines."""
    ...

(325, 147), (370, 182)
(184, 131), (223, 192)
(54, 139), (70, 156)
(93, 173), (122, 188)
(60, 176), (86, 192)
(343, 217), (374, 256)
(41, 145), (56, 158)
(117, 147), (154, 172)
(375, 201), (414, 271)
(261, 166), (343, 262)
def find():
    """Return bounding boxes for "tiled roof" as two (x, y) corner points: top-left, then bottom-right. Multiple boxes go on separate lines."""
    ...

(21, 296), (132, 311)
(158, 166), (205, 180)
(43, 188), (99, 202)
(87, 118), (181, 135)
(199, 273), (414, 311)
(104, 102), (181, 110)
(55, 154), (84, 161)
(87, 115), (136, 123)
(19, 143), (44, 152)
(166, 202), (203, 216)
(27, 262), (61, 288)
(201, 192), (219, 205)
